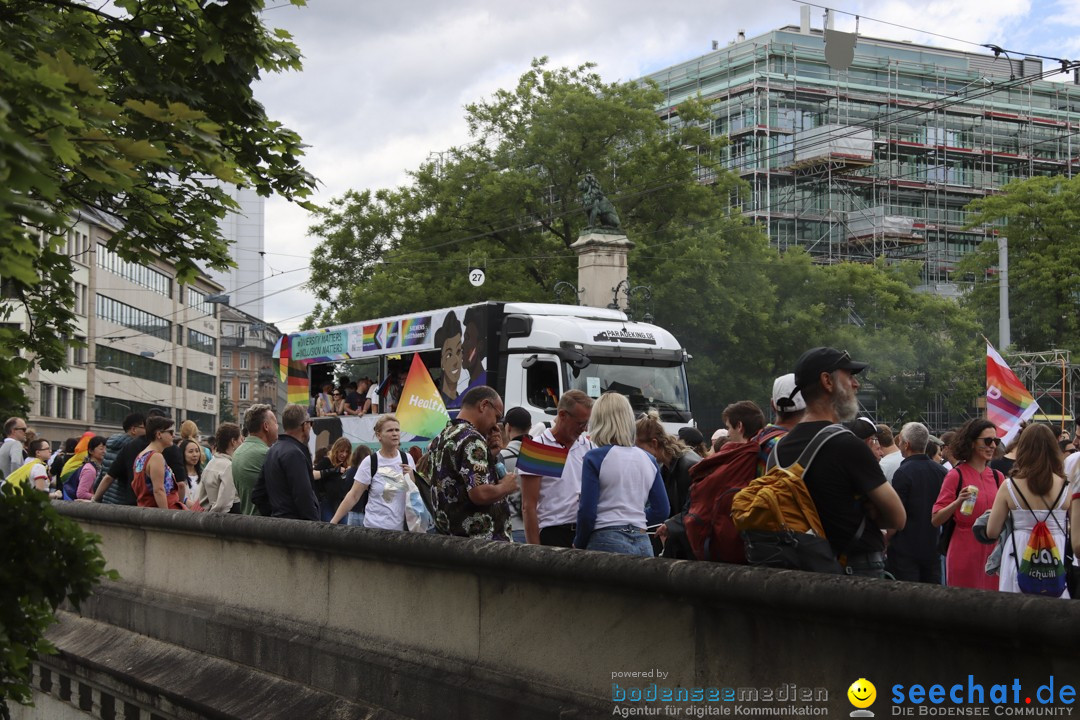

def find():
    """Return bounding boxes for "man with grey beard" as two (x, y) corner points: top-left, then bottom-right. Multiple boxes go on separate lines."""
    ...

(773, 347), (905, 577)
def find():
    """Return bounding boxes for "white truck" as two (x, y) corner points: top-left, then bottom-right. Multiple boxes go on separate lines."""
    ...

(278, 302), (693, 449)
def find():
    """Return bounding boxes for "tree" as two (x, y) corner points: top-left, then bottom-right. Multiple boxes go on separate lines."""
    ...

(0, 1), (315, 713)
(960, 174), (1080, 354)
(305, 58), (740, 326)
(0, 0), (317, 410)
(306, 58), (982, 429)
(763, 253), (983, 429)
(0, 487), (117, 719)
(219, 382), (236, 425)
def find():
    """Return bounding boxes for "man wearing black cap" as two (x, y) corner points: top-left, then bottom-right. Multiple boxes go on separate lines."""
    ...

(772, 348), (905, 577)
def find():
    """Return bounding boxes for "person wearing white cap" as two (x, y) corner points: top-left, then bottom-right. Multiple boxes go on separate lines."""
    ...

(750, 373), (807, 475)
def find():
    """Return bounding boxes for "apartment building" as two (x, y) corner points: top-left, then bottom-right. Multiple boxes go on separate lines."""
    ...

(219, 303), (284, 423)
(19, 208), (224, 444)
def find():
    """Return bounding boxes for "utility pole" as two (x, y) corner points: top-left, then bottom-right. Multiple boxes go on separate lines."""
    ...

(998, 236), (1010, 348)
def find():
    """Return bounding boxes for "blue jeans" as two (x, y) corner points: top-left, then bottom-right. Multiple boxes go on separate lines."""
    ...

(585, 525), (654, 557)
(346, 511), (365, 527)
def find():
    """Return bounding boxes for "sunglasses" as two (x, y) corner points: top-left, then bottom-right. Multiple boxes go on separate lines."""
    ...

(978, 437), (1002, 447)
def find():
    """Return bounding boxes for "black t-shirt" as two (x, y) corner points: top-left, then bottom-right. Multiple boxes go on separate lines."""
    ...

(774, 421), (887, 556)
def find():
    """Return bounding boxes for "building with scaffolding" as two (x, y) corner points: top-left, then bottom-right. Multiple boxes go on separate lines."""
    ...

(645, 12), (1080, 293)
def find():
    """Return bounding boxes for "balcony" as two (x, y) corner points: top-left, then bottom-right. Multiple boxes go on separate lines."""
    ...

(220, 334), (277, 353)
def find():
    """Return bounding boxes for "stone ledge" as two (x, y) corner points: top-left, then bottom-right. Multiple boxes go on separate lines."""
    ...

(56, 502), (1080, 651)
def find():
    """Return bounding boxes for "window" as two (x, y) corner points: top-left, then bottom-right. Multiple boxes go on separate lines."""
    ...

(96, 346), (170, 385)
(72, 336), (87, 367)
(39, 383), (54, 417)
(72, 282), (88, 316)
(240, 353), (249, 370)
(223, 380), (232, 398)
(526, 361), (560, 410)
(187, 368), (216, 394)
(57, 387), (70, 419)
(94, 397), (161, 427)
(96, 294), (171, 341)
(187, 328), (217, 356)
(239, 381), (249, 401)
(185, 411), (215, 434)
(222, 352), (231, 369)
(96, 244), (172, 297)
(72, 389), (84, 421)
(186, 287), (217, 317)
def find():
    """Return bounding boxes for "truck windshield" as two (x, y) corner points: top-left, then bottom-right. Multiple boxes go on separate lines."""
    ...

(568, 359), (690, 420)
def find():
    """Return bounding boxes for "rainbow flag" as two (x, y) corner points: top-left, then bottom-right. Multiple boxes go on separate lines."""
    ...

(395, 353), (451, 439)
(987, 343), (1040, 445)
(363, 324), (382, 351)
(515, 436), (569, 478)
(60, 431), (94, 499)
(275, 333), (309, 405)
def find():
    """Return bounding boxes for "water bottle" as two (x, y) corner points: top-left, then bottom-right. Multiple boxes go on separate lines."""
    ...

(960, 485), (978, 515)
(495, 462), (507, 479)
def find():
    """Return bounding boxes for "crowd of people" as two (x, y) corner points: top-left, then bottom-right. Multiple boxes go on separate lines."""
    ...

(2, 345), (1078, 597)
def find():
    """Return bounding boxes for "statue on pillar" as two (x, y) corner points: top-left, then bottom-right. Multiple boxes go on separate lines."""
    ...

(578, 172), (622, 232)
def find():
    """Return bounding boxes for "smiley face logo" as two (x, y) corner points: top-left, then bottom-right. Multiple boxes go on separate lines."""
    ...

(848, 678), (876, 709)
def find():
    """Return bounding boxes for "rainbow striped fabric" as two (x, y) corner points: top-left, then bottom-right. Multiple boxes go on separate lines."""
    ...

(515, 436), (569, 478)
(986, 343), (1039, 445)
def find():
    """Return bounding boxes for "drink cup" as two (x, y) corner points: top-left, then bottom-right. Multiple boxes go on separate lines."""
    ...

(960, 485), (978, 515)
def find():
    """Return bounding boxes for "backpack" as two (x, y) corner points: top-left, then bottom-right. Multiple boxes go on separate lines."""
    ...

(684, 432), (782, 563)
(1009, 481), (1068, 597)
(3, 458), (45, 491)
(730, 424), (851, 574)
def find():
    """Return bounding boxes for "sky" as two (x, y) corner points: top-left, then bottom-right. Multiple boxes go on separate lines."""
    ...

(250, 0), (1076, 333)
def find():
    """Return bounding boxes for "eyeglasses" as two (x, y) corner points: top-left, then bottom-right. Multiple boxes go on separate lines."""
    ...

(13, 426), (27, 432)
(332, 392), (341, 397)
(302, 420), (313, 427)
(978, 437), (1002, 447)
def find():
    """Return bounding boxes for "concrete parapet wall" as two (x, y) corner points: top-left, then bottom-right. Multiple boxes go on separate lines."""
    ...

(52, 503), (1080, 719)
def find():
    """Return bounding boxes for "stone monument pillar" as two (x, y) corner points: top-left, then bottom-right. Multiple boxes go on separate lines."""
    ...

(571, 172), (632, 310)
(571, 232), (634, 310)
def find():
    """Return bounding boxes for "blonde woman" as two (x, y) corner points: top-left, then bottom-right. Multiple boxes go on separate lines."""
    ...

(574, 393), (669, 555)
(330, 415), (415, 530)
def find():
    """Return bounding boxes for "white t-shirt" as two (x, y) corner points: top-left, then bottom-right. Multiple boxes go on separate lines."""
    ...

(29, 462), (49, 491)
(357, 449), (416, 530)
(1065, 452), (1080, 502)
(529, 428), (594, 528)
(366, 385), (380, 412)
(879, 450), (903, 484)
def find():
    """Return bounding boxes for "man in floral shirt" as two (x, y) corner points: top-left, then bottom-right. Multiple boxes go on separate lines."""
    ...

(429, 386), (518, 540)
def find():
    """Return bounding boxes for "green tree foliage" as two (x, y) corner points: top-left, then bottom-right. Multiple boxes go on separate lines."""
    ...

(961, 175), (1080, 353)
(305, 58), (740, 326)
(306, 58), (981, 426)
(0, 0), (317, 409)
(0, 487), (117, 718)
(765, 253), (982, 427)
(219, 382), (236, 425)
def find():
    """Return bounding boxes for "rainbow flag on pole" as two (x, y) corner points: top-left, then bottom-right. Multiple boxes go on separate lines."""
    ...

(515, 436), (569, 478)
(986, 343), (1040, 445)
(395, 353), (451, 439)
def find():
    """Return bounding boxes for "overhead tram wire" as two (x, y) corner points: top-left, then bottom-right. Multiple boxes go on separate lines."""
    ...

(791, 0), (1078, 68)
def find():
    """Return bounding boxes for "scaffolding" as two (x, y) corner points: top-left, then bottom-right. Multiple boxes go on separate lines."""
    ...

(646, 25), (1080, 283)
(1007, 349), (1080, 430)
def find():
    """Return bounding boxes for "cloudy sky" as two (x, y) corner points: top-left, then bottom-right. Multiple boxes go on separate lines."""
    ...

(250, 0), (1075, 332)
